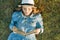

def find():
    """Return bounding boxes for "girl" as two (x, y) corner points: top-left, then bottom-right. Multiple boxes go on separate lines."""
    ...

(8, 0), (44, 40)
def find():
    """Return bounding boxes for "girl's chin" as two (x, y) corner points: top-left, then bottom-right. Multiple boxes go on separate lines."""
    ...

(25, 13), (30, 16)
(25, 14), (30, 16)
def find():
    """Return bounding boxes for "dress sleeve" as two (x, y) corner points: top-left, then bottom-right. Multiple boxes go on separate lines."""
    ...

(9, 12), (17, 31)
(36, 14), (44, 33)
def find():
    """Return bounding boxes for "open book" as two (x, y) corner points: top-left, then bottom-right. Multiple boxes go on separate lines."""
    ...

(13, 26), (36, 36)
(17, 29), (36, 36)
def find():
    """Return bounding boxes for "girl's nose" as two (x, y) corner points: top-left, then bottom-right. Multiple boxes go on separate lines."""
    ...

(27, 8), (28, 11)
(26, 8), (28, 12)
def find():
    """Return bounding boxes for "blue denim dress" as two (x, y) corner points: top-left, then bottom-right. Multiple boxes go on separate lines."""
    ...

(8, 11), (44, 40)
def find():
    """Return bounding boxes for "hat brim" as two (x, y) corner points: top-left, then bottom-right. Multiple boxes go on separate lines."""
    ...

(18, 2), (35, 7)
(21, 3), (34, 6)
(18, 5), (21, 7)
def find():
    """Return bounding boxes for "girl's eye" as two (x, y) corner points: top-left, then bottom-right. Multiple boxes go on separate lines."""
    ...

(28, 8), (31, 10)
(23, 8), (26, 10)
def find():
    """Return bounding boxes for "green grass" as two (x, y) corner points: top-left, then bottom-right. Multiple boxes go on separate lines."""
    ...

(0, 0), (60, 40)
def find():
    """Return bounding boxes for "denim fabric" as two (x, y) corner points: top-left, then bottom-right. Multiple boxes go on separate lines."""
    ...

(8, 11), (44, 40)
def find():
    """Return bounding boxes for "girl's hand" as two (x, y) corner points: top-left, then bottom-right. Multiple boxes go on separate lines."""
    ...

(12, 26), (26, 36)
(26, 29), (40, 35)
(12, 26), (18, 32)
(34, 29), (40, 35)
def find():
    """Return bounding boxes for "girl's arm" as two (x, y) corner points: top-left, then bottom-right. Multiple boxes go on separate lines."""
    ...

(9, 12), (26, 36)
(34, 13), (44, 34)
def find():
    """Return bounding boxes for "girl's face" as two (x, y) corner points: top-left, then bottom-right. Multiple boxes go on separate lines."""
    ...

(22, 5), (33, 16)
